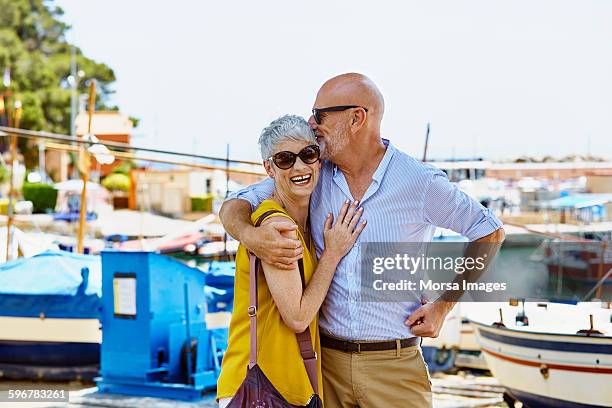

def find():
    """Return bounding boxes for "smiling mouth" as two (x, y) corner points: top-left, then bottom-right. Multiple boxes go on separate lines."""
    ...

(290, 174), (312, 185)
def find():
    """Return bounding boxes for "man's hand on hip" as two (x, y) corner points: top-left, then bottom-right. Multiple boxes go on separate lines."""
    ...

(243, 221), (303, 270)
(404, 301), (454, 338)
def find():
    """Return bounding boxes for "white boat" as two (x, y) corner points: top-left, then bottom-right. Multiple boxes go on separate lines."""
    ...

(456, 301), (514, 371)
(421, 302), (462, 371)
(426, 301), (509, 372)
(472, 302), (612, 407)
(0, 227), (60, 262)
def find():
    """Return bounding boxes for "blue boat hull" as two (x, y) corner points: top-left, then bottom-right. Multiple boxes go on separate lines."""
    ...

(421, 345), (457, 372)
(0, 340), (99, 381)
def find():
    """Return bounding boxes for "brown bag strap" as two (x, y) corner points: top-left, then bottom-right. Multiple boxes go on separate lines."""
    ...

(248, 209), (319, 395)
(295, 258), (319, 395)
(248, 210), (279, 369)
(248, 254), (259, 369)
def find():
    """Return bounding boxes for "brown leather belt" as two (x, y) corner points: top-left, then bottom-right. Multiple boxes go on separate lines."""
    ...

(321, 334), (420, 353)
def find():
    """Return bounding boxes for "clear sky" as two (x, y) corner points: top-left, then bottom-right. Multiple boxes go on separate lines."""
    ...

(54, 0), (611, 162)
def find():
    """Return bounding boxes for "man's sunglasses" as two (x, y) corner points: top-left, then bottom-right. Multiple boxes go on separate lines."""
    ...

(311, 105), (368, 125)
(268, 144), (320, 170)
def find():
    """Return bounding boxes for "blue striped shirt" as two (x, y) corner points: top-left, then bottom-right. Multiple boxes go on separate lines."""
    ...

(228, 140), (502, 340)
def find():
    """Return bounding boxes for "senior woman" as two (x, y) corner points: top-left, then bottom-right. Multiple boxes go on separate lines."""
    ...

(217, 115), (365, 407)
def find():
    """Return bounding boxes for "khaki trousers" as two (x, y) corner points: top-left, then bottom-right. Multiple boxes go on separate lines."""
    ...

(322, 345), (432, 408)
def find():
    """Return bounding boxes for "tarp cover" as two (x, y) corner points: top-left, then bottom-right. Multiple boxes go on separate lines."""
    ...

(205, 261), (235, 289)
(542, 193), (612, 209)
(0, 250), (101, 296)
(0, 250), (102, 318)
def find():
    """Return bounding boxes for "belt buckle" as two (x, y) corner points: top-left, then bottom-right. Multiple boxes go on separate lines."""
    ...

(347, 341), (360, 354)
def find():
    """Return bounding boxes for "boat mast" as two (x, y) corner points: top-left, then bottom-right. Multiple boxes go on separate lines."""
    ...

(422, 122), (430, 162)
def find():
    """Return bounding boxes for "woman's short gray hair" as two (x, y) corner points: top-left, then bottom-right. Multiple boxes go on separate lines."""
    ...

(258, 114), (316, 160)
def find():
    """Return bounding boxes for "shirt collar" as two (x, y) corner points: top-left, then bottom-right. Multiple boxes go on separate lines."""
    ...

(372, 138), (395, 183)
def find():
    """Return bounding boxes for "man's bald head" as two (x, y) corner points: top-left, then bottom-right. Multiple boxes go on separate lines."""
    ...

(316, 73), (385, 121)
(310, 73), (385, 162)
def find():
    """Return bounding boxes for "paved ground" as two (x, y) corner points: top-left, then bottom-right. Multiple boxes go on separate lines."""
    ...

(0, 372), (507, 408)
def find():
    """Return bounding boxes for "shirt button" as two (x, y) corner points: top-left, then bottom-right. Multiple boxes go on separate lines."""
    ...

(350, 298), (356, 303)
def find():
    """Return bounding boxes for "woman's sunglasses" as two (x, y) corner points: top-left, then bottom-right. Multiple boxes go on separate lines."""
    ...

(311, 105), (368, 125)
(268, 145), (320, 170)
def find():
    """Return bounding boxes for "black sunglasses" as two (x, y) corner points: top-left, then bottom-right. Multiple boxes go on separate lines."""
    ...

(268, 145), (320, 170)
(311, 105), (368, 125)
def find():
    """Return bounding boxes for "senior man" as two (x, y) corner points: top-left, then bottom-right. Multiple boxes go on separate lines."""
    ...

(220, 73), (505, 408)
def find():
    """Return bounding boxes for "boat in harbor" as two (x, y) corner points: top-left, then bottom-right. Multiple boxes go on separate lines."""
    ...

(421, 302), (462, 372)
(472, 301), (612, 407)
(0, 248), (234, 381)
(539, 240), (612, 289)
(0, 250), (102, 381)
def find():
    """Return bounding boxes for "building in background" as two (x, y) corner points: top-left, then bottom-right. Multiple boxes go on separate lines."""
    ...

(484, 162), (612, 181)
(586, 172), (612, 194)
(586, 172), (612, 219)
(75, 111), (133, 177)
(131, 167), (266, 217)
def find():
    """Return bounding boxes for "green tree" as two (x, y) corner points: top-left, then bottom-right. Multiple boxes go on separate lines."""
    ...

(102, 173), (130, 192)
(0, 0), (123, 167)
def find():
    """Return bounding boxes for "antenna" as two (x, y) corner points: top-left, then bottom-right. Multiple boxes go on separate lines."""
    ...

(422, 123), (430, 162)
(223, 144), (230, 256)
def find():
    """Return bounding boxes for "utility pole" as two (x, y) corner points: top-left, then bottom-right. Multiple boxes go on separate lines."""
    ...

(38, 140), (46, 182)
(77, 80), (95, 254)
(70, 46), (77, 138)
(5, 100), (22, 261)
(68, 47), (85, 181)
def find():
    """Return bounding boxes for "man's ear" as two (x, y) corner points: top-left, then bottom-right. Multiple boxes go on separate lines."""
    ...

(350, 108), (367, 132)
(263, 159), (275, 178)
